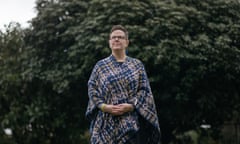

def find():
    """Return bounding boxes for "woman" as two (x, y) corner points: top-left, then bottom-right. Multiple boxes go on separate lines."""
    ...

(86, 25), (161, 144)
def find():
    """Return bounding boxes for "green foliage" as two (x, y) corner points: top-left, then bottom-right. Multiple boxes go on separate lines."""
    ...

(0, 0), (240, 143)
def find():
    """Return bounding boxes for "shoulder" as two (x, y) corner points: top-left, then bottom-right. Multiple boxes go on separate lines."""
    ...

(92, 56), (111, 71)
(127, 56), (144, 67)
(96, 56), (111, 66)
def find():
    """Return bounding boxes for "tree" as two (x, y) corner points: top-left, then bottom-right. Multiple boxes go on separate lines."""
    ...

(1, 0), (240, 143)
(0, 22), (29, 143)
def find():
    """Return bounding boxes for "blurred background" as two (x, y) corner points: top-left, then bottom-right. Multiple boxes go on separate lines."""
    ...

(0, 0), (240, 144)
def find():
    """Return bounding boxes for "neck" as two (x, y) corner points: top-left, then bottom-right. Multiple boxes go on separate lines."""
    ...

(112, 51), (126, 62)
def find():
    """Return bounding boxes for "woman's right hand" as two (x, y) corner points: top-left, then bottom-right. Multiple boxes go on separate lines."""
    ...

(104, 104), (134, 116)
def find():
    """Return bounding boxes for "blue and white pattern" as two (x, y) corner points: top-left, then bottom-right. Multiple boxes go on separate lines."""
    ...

(86, 55), (161, 144)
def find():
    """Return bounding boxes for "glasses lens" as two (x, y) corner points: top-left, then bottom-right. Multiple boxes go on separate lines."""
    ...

(111, 36), (125, 40)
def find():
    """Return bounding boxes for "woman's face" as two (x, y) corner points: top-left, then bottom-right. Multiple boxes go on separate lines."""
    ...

(109, 30), (129, 51)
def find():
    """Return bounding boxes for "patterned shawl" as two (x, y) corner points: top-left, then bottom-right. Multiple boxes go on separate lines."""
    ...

(86, 55), (161, 144)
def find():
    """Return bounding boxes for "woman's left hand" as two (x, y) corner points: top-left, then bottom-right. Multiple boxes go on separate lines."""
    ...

(117, 103), (134, 113)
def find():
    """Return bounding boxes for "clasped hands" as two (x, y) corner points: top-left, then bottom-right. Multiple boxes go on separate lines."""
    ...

(101, 103), (134, 116)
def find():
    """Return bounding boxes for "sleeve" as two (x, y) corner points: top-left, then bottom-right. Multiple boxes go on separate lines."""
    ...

(85, 63), (105, 120)
(134, 62), (160, 130)
(133, 62), (161, 143)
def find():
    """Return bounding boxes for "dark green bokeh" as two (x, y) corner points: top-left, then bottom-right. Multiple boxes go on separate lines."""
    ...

(0, 0), (239, 143)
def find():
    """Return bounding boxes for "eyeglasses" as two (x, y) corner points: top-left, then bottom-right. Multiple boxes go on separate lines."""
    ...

(110, 36), (126, 40)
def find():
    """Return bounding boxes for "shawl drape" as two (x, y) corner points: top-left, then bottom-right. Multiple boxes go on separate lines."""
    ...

(86, 55), (161, 144)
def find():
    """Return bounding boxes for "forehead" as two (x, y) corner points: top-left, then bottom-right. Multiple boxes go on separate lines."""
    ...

(110, 30), (125, 36)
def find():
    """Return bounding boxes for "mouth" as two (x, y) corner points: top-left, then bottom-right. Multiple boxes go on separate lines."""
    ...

(113, 44), (121, 47)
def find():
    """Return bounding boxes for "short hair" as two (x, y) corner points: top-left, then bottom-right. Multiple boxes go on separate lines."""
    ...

(110, 25), (129, 39)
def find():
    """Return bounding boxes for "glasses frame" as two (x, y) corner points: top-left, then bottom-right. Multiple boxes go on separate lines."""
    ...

(110, 36), (127, 40)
